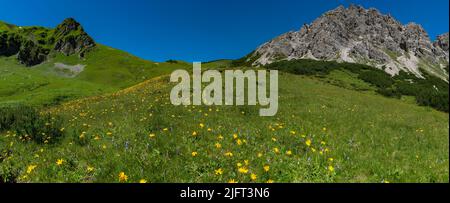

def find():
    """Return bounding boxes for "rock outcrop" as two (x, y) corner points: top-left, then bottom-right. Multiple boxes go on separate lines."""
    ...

(248, 5), (449, 80)
(0, 18), (96, 66)
(53, 18), (96, 57)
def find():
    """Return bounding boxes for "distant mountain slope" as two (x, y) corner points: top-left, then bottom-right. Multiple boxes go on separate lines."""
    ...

(0, 18), (191, 106)
(245, 5), (449, 81)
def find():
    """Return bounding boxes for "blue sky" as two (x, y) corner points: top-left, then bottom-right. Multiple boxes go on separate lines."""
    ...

(1, 0), (448, 62)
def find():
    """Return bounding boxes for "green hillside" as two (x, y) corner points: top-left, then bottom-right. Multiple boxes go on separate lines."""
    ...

(0, 44), (193, 106)
(1, 68), (448, 183)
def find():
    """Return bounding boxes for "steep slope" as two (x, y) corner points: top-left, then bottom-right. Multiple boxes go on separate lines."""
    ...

(247, 5), (449, 81)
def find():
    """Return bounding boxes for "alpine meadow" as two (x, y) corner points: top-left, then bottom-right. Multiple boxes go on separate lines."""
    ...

(0, 4), (449, 183)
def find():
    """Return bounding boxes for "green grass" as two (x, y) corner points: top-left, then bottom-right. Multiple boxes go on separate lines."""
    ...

(1, 70), (448, 183)
(0, 45), (191, 106)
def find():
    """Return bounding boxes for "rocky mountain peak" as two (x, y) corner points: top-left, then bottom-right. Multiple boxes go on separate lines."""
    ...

(53, 18), (96, 57)
(54, 18), (84, 37)
(0, 18), (96, 66)
(248, 5), (449, 81)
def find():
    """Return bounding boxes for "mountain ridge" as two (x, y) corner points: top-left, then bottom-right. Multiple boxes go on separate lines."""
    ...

(246, 5), (449, 81)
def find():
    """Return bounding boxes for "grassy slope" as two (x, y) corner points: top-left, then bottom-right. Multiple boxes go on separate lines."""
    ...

(0, 45), (192, 106)
(1, 70), (447, 183)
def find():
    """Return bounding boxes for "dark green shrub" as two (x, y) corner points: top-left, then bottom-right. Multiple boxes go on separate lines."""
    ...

(416, 90), (449, 112)
(377, 88), (401, 98)
(0, 105), (65, 144)
(358, 71), (394, 89)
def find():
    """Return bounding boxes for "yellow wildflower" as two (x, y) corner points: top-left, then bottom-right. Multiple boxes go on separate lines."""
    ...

(305, 139), (312, 147)
(139, 179), (147, 183)
(263, 165), (270, 172)
(328, 165), (335, 172)
(238, 167), (249, 174)
(56, 159), (64, 166)
(215, 142), (222, 149)
(224, 152), (233, 157)
(149, 133), (156, 138)
(215, 168), (224, 175)
(228, 179), (238, 183)
(27, 165), (37, 174)
(250, 173), (257, 181)
(286, 150), (292, 155)
(191, 151), (198, 157)
(118, 172), (128, 182)
(87, 166), (95, 172)
(273, 147), (279, 153)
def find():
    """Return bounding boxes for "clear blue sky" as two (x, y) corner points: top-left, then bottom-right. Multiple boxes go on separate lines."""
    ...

(1, 0), (448, 62)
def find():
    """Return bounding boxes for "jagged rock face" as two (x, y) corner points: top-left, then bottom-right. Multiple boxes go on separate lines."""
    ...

(250, 5), (449, 80)
(53, 18), (96, 56)
(434, 33), (449, 55)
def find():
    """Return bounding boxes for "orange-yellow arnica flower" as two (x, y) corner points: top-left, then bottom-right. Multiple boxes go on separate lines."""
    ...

(191, 151), (198, 157)
(305, 139), (312, 147)
(328, 165), (335, 172)
(228, 179), (238, 183)
(224, 152), (233, 157)
(139, 179), (147, 183)
(199, 123), (205, 128)
(87, 166), (94, 172)
(118, 172), (128, 182)
(263, 165), (270, 172)
(149, 133), (156, 138)
(236, 139), (243, 145)
(233, 134), (238, 139)
(215, 168), (224, 175)
(286, 150), (293, 155)
(27, 165), (37, 174)
(192, 131), (198, 136)
(250, 173), (257, 181)
(273, 147), (280, 153)
(56, 159), (64, 166)
(215, 143), (222, 149)
(238, 167), (249, 174)
(266, 179), (274, 183)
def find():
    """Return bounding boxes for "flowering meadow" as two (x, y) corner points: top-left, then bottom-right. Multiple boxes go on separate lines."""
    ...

(1, 71), (448, 183)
